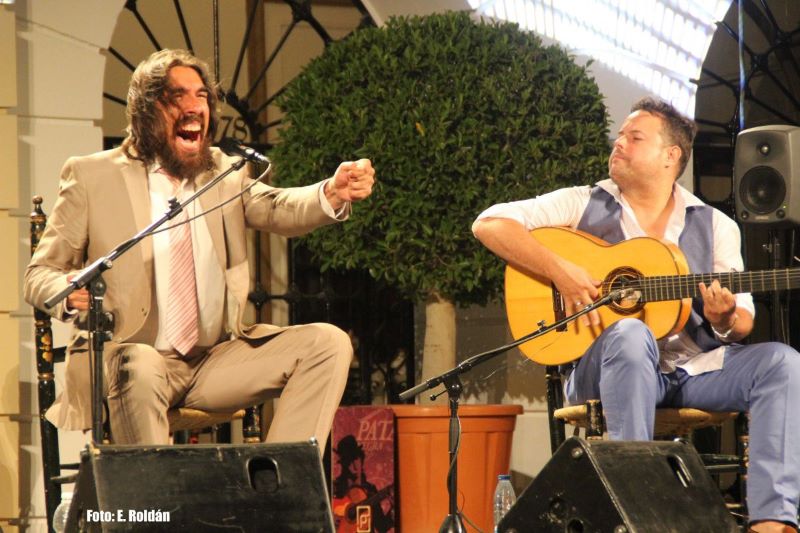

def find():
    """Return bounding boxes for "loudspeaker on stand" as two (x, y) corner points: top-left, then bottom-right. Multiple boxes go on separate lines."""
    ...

(734, 125), (800, 225)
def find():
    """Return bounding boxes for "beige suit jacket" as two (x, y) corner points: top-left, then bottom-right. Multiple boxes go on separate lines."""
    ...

(24, 146), (344, 429)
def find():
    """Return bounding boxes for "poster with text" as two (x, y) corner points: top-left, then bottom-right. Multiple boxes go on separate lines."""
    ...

(331, 406), (395, 533)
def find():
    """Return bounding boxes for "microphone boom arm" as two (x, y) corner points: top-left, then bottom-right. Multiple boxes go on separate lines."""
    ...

(45, 157), (249, 309)
(398, 288), (631, 401)
(399, 286), (632, 532)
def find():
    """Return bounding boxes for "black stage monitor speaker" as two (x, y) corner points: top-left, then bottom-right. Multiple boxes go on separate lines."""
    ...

(498, 437), (738, 533)
(64, 441), (334, 532)
(735, 124), (800, 225)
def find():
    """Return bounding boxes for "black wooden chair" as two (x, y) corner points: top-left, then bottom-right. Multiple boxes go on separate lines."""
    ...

(30, 196), (262, 531)
(544, 365), (749, 516)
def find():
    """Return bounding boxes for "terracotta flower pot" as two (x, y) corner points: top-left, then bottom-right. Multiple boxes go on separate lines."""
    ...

(390, 404), (522, 532)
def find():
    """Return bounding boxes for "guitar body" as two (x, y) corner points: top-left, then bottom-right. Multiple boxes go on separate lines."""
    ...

(505, 227), (694, 365)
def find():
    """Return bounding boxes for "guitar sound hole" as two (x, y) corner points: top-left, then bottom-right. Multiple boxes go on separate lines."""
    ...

(605, 267), (644, 315)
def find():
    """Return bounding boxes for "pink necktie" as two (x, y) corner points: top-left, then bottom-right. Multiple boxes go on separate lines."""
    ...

(164, 187), (199, 355)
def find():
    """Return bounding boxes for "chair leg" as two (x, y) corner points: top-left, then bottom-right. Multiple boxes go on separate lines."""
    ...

(242, 404), (263, 443)
(214, 423), (232, 443)
(585, 399), (604, 439)
(40, 416), (61, 532)
(35, 308), (61, 530)
(172, 429), (190, 444)
(736, 412), (750, 514)
(545, 366), (566, 453)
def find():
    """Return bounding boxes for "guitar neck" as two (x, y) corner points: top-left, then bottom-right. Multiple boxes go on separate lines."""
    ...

(642, 268), (800, 302)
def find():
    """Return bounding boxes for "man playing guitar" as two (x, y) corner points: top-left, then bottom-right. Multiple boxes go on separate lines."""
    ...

(473, 97), (800, 533)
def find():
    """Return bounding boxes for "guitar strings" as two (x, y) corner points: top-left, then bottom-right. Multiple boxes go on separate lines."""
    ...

(600, 268), (800, 302)
(640, 272), (800, 288)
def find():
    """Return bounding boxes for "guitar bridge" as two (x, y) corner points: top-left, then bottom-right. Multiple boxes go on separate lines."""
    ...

(551, 284), (567, 331)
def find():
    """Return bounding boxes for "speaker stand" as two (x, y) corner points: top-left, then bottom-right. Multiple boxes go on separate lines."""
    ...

(766, 229), (789, 343)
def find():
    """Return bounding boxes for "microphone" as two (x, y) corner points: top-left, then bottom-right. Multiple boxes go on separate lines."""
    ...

(610, 287), (640, 304)
(218, 138), (271, 165)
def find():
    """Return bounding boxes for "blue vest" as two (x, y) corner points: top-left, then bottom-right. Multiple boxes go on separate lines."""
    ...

(576, 186), (721, 351)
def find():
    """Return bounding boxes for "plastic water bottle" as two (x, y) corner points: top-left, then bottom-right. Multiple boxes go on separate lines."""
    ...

(52, 491), (72, 533)
(493, 474), (516, 532)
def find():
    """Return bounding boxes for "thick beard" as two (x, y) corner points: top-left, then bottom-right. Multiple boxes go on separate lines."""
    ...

(156, 129), (215, 179)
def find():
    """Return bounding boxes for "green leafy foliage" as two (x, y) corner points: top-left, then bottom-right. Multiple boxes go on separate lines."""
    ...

(271, 11), (609, 306)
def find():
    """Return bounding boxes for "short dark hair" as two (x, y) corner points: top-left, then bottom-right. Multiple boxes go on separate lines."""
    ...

(630, 97), (697, 178)
(121, 49), (220, 164)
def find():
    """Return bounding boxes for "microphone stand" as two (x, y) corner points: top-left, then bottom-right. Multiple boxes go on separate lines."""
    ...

(44, 157), (250, 444)
(399, 290), (628, 533)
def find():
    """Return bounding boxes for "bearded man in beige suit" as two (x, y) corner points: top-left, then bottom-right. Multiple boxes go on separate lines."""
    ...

(24, 49), (374, 448)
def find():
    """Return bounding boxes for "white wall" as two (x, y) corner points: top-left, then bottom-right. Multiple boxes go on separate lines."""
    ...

(1, 4), (21, 528)
(9, 1), (125, 529)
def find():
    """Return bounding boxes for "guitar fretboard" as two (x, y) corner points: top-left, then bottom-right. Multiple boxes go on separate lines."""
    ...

(636, 268), (800, 302)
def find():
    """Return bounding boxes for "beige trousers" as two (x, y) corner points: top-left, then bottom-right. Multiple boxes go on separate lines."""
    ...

(104, 323), (352, 446)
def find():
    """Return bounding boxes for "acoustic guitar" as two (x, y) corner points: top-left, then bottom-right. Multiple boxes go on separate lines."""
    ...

(505, 227), (800, 365)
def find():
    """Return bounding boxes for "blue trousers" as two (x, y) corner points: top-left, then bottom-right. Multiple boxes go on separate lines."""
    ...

(565, 318), (800, 524)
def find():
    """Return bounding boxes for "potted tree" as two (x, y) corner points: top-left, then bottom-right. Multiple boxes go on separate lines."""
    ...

(271, 10), (609, 530)
(271, 11), (609, 392)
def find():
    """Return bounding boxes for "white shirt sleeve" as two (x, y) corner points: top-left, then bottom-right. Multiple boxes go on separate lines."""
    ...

(712, 209), (755, 318)
(472, 186), (592, 232)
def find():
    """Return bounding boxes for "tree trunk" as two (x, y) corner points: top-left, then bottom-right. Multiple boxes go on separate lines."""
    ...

(421, 292), (456, 405)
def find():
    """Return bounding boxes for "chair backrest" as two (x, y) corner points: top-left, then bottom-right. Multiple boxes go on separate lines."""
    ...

(544, 365), (567, 451)
(31, 195), (68, 531)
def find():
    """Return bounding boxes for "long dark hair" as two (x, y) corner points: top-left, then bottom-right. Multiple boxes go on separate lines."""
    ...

(121, 49), (220, 164)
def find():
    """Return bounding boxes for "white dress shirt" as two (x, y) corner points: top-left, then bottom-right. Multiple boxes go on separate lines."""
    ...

(149, 168), (226, 352)
(148, 164), (344, 354)
(473, 179), (755, 375)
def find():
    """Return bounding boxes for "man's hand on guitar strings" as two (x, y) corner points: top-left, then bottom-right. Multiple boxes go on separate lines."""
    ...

(698, 279), (737, 331)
